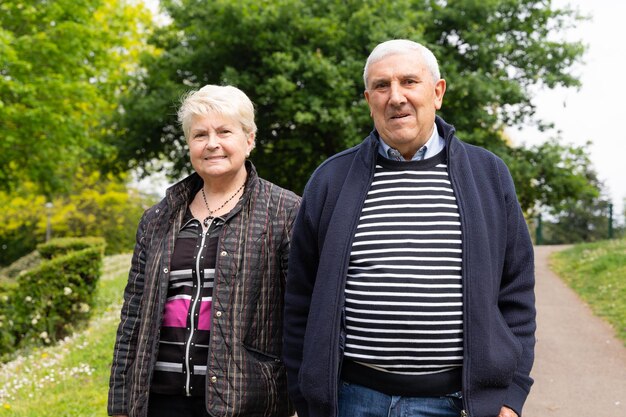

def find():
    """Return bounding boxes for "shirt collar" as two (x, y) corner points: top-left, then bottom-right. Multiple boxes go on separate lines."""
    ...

(378, 122), (444, 161)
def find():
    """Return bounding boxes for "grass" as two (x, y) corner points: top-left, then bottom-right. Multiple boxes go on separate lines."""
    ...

(0, 254), (131, 416)
(550, 238), (626, 345)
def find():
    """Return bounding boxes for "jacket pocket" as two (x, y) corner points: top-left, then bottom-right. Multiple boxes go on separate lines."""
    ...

(476, 312), (523, 388)
(241, 343), (292, 417)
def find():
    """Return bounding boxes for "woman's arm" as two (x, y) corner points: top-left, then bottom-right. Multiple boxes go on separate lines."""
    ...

(107, 213), (149, 416)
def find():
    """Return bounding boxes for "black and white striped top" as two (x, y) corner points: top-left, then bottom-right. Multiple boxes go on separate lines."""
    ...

(344, 152), (463, 377)
(151, 210), (220, 396)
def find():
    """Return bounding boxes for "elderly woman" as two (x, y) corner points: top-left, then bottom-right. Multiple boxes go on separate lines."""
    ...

(108, 85), (300, 417)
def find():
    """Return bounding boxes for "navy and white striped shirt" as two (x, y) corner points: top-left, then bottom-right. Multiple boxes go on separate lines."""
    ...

(344, 151), (463, 379)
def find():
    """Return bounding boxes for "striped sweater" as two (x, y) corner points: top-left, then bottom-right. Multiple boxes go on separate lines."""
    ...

(344, 153), (463, 376)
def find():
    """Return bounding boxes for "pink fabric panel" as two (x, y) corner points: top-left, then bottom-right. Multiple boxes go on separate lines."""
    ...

(198, 300), (213, 330)
(162, 299), (190, 328)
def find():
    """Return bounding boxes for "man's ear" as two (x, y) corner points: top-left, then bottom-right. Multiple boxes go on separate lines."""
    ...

(364, 90), (373, 117)
(434, 78), (446, 110)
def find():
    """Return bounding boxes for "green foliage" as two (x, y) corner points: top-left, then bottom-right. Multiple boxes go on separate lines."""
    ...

(0, 254), (131, 414)
(0, 183), (46, 266)
(0, 173), (153, 266)
(0, 0), (154, 196)
(109, 0), (587, 210)
(38, 237), (106, 260)
(504, 138), (601, 217)
(0, 238), (105, 360)
(430, 0), (584, 139)
(48, 173), (153, 256)
(540, 197), (616, 244)
(506, 138), (614, 244)
(0, 251), (42, 283)
(551, 239), (626, 345)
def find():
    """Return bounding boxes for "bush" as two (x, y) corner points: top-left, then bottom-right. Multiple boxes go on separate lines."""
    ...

(0, 251), (42, 283)
(37, 237), (106, 260)
(0, 237), (105, 360)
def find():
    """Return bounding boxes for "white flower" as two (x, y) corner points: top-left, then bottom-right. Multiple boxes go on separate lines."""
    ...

(31, 318), (38, 325)
(63, 287), (72, 295)
(39, 331), (48, 339)
(78, 303), (90, 313)
(24, 296), (32, 303)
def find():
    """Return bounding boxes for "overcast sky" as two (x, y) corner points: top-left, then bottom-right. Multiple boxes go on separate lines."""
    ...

(508, 0), (626, 219)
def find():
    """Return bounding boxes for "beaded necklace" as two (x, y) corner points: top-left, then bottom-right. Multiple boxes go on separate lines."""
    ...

(201, 181), (245, 227)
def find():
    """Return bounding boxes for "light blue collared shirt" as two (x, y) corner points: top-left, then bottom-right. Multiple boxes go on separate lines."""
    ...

(378, 122), (445, 161)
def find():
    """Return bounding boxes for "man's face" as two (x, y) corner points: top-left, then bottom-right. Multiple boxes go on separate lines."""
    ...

(364, 52), (446, 158)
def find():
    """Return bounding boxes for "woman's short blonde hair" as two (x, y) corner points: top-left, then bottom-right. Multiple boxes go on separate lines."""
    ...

(177, 84), (257, 141)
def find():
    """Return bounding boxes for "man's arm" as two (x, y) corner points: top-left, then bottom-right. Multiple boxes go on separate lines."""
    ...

(498, 160), (537, 415)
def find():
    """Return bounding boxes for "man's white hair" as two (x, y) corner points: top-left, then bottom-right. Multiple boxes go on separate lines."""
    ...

(363, 39), (441, 88)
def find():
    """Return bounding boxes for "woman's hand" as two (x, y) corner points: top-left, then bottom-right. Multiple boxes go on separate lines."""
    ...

(498, 406), (518, 417)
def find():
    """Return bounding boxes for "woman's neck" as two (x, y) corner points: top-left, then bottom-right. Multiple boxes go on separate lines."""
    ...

(201, 169), (247, 195)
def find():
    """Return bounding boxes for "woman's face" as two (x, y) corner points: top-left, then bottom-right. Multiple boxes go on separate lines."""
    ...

(187, 113), (255, 182)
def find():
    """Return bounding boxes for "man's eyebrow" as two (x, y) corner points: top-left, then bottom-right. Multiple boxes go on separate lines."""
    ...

(369, 76), (389, 85)
(370, 73), (422, 84)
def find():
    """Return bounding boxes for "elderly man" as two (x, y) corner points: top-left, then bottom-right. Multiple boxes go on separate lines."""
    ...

(283, 39), (536, 417)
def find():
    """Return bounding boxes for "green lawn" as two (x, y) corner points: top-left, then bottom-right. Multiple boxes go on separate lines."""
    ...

(0, 254), (130, 416)
(550, 238), (626, 345)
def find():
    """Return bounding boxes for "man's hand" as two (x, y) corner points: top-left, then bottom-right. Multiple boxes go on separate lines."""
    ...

(498, 406), (518, 417)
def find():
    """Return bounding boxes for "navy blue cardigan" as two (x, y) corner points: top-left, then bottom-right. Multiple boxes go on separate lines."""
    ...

(283, 117), (536, 417)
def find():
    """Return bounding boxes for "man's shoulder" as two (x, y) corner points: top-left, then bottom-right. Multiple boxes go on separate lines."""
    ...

(452, 137), (505, 164)
(319, 143), (363, 169)
(437, 116), (503, 164)
(297, 138), (372, 205)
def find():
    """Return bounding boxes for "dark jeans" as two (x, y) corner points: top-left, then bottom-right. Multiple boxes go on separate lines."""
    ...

(147, 392), (209, 417)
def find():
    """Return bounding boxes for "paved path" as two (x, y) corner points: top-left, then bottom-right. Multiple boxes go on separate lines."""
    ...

(524, 245), (626, 417)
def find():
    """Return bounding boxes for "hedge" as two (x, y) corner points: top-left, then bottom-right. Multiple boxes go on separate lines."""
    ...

(0, 237), (105, 361)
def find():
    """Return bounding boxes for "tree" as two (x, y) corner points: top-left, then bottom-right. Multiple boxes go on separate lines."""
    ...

(0, 0), (153, 196)
(540, 177), (613, 244)
(542, 197), (612, 244)
(504, 138), (600, 217)
(109, 0), (587, 212)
